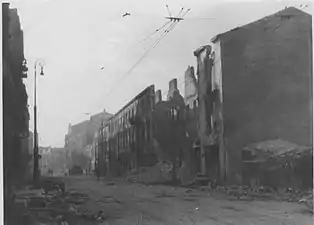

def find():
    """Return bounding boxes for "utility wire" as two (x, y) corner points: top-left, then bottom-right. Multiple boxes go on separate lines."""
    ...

(140, 7), (186, 44)
(140, 20), (172, 43)
(101, 21), (178, 100)
(93, 19), (174, 111)
(166, 4), (172, 17)
(177, 7), (185, 17)
(150, 21), (178, 48)
(97, 8), (190, 104)
(181, 8), (191, 18)
(183, 17), (217, 20)
(151, 8), (191, 46)
(129, 12), (216, 20)
(110, 21), (178, 88)
(101, 16), (174, 69)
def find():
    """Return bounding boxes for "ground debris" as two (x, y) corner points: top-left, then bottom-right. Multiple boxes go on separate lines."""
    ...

(154, 190), (176, 198)
(96, 196), (121, 204)
(12, 178), (107, 225)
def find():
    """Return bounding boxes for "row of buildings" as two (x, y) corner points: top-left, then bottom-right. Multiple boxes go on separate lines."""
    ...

(3, 3), (34, 184)
(68, 7), (312, 187)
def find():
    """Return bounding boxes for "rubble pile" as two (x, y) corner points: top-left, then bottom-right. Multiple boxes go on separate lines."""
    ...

(199, 182), (313, 209)
(243, 140), (313, 190)
(125, 161), (173, 184)
(12, 179), (107, 225)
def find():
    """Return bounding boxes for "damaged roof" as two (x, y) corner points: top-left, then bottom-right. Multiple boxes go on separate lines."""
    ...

(211, 7), (311, 43)
(243, 139), (311, 156)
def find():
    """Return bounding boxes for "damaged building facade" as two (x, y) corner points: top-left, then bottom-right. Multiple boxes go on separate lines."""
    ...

(185, 7), (312, 185)
(92, 7), (312, 187)
(95, 79), (187, 180)
(3, 3), (30, 184)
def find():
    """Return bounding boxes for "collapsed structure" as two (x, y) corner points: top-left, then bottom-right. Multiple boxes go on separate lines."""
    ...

(184, 6), (312, 186)
(79, 7), (312, 188)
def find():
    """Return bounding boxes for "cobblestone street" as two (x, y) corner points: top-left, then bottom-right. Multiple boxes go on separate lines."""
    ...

(61, 176), (312, 225)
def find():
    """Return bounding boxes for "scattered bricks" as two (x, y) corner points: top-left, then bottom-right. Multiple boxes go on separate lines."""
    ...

(27, 197), (47, 208)
(106, 182), (116, 186)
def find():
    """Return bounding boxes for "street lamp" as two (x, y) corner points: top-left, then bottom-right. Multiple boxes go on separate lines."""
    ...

(33, 59), (45, 182)
(22, 59), (28, 78)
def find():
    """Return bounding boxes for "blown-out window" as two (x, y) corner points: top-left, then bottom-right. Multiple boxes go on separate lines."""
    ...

(193, 99), (199, 108)
(147, 120), (150, 141)
(125, 113), (128, 127)
(124, 133), (126, 148)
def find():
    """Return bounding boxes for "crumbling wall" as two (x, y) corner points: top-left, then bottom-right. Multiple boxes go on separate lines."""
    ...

(219, 8), (312, 152)
(184, 66), (198, 108)
(244, 150), (313, 190)
(215, 8), (312, 183)
(155, 90), (162, 104)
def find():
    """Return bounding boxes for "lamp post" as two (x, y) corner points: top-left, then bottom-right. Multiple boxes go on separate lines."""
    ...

(33, 59), (45, 182)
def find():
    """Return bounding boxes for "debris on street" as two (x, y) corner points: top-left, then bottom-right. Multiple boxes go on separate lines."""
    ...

(12, 178), (107, 225)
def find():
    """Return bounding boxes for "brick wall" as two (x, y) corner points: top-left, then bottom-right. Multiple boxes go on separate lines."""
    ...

(216, 8), (312, 178)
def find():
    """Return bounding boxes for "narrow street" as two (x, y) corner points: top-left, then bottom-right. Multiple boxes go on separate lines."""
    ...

(3, 2), (313, 225)
(62, 176), (312, 225)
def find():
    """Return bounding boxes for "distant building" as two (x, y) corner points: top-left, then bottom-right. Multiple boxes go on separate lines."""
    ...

(39, 146), (51, 175)
(64, 109), (112, 169)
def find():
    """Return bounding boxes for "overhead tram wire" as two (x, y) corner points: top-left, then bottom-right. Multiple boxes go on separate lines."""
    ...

(104, 22), (177, 95)
(115, 23), (179, 84)
(128, 13), (217, 21)
(140, 6), (185, 44)
(100, 8), (191, 102)
(166, 4), (172, 17)
(149, 8), (191, 49)
(127, 8), (191, 76)
(180, 8), (191, 18)
(140, 20), (173, 43)
(176, 7), (185, 18)
(101, 13), (174, 70)
(114, 21), (177, 82)
(151, 20), (179, 47)
(92, 18), (174, 111)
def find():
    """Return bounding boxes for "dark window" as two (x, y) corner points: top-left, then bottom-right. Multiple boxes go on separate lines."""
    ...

(124, 133), (126, 148)
(147, 120), (150, 141)
(126, 112), (129, 127)
(121, 134), (123, 148)
(121, 134), (124, 148)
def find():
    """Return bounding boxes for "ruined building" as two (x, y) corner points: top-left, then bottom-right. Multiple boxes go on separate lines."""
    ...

(186, 7), (312, 184)
(93, 80), (187, 180)
(3, 3), (30, 184)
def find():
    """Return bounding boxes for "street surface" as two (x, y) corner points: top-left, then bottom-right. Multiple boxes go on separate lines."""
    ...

(62, 176), (312, 225)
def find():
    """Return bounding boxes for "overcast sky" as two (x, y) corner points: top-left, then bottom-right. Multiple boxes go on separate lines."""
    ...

(10, 0), (311, 147)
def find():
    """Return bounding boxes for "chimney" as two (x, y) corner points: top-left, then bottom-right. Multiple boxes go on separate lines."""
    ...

(167, 78), (179, 100)
(169, 78), (178, 91)
(155, 90), (162, 103)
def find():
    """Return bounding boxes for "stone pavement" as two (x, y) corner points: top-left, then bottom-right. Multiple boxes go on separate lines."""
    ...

(61, 176), (313, 225)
